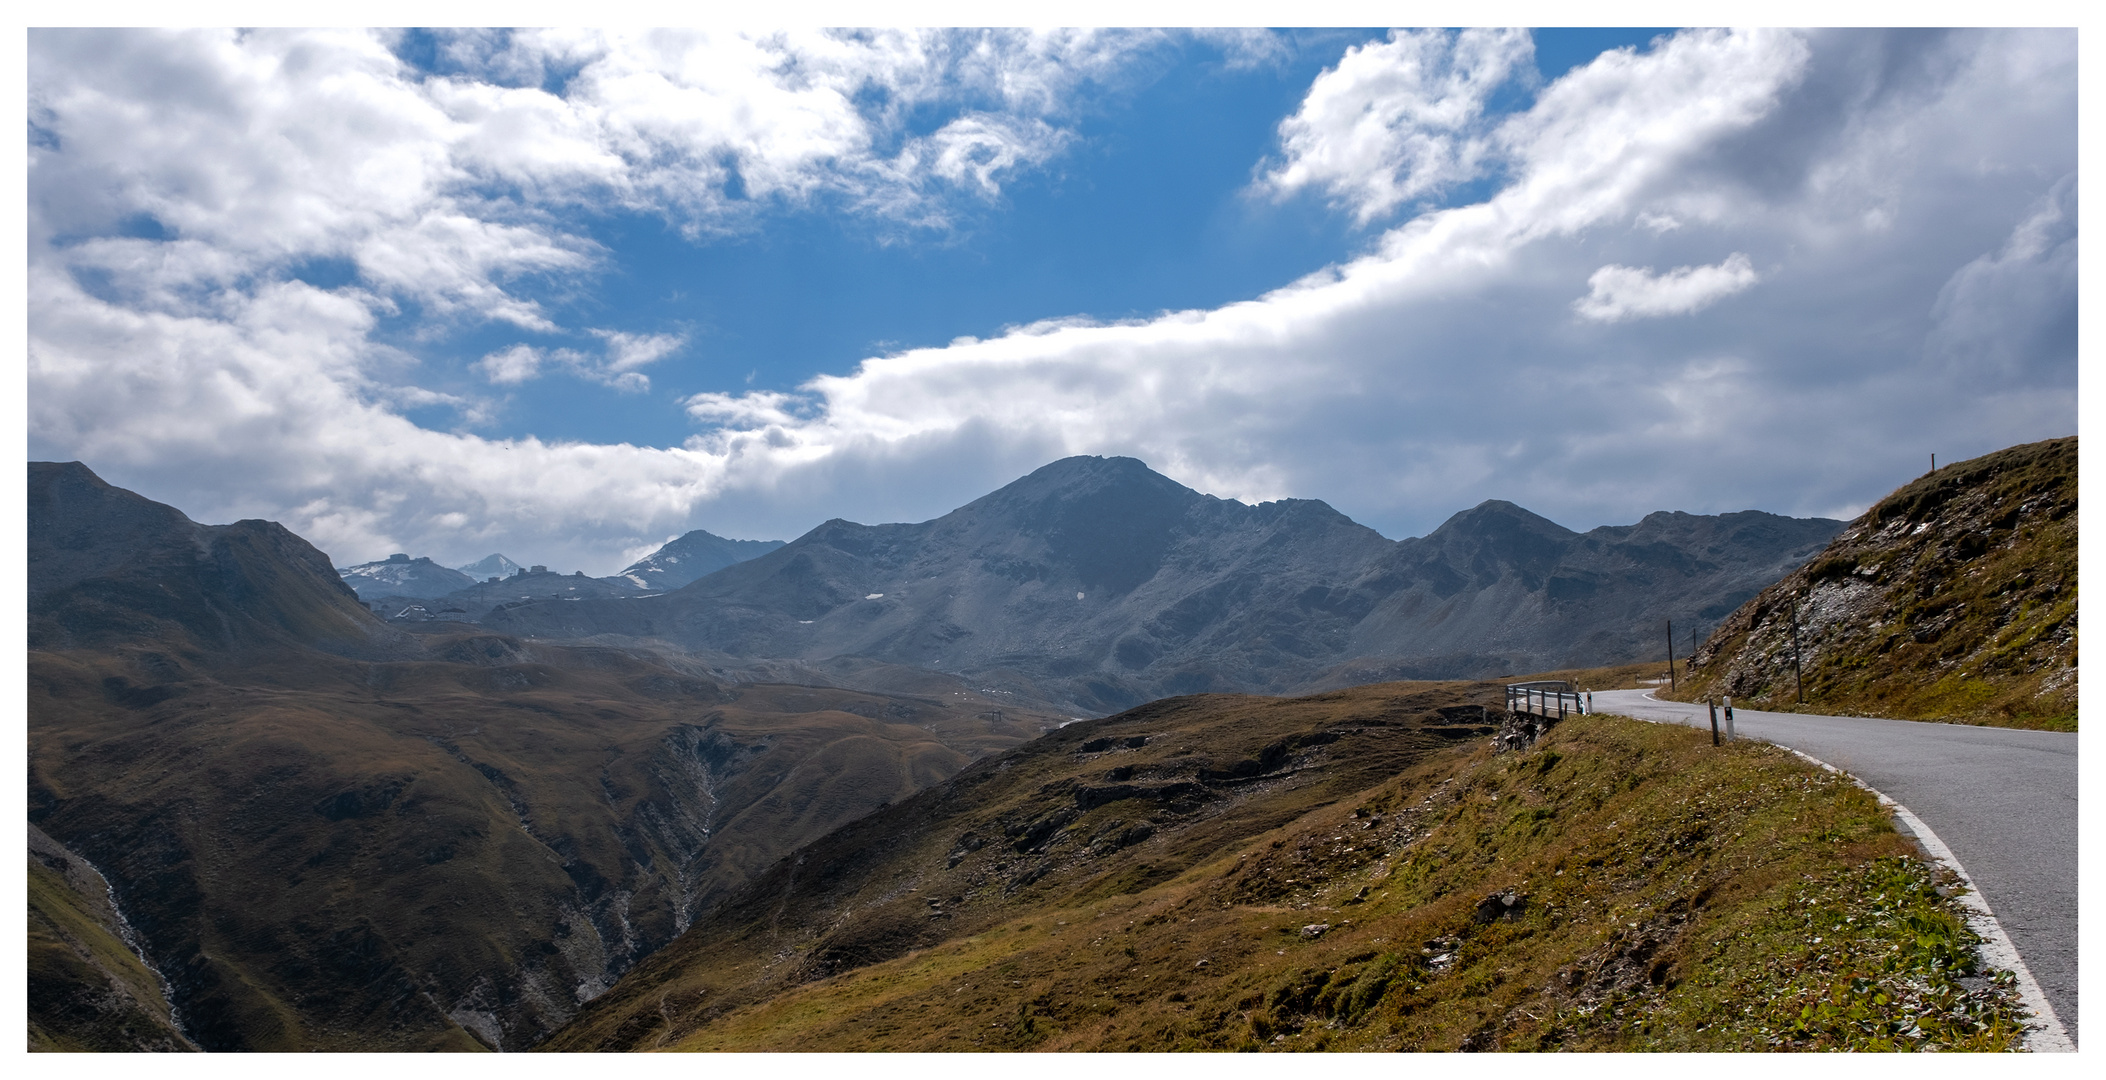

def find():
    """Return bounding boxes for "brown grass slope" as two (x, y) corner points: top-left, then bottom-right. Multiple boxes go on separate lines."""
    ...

(29, 824), (198, 1052)
(30, 638), (1058, 1052)
(1673, 437), (2075, 729)
(544, 686), (2023, 1052)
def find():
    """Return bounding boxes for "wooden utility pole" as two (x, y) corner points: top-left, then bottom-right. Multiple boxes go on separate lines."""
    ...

(1666, 620), (1677, 692)
(1789, 596), (1805, 704)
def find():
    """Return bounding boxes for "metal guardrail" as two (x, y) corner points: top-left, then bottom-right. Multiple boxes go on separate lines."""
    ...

(1505, 680), (1589, 720)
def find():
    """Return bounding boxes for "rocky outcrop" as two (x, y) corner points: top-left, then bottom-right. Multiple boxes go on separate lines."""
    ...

(1683, 437), (2074, 727)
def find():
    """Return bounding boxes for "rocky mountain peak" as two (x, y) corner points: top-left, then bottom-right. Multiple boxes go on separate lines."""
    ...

(456, 553), (522, 579)
(1434, 499), (1579, 542)
(956, 456), (1201, 518)
(615, 529), (785, 591)
(1401, 500), (1581, 586)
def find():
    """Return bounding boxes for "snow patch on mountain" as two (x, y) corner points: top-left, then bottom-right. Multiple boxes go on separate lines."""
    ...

(337, 554), (476, 599)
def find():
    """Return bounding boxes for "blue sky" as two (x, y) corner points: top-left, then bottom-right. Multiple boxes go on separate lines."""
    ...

(385, 29), (1672, 452)
(26, 28), (2077, 573)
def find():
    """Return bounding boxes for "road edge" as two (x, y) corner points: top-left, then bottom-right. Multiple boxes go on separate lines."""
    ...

(1776, 746), (2075, 1053)
(1609, 693), (2076, 1052)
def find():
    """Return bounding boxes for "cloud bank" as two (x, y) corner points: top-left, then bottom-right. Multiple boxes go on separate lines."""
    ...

(28, 28), (2077, 575)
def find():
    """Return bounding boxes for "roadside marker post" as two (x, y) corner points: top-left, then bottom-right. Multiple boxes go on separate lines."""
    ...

(1723, 697), (1736, 741)
(1708, 699), (1720, 746)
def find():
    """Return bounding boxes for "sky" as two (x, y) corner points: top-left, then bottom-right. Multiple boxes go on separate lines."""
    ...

(24, 26), (2078, 575)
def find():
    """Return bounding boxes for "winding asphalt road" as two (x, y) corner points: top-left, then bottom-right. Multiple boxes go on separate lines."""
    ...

(1591, 690), (2077, 1046)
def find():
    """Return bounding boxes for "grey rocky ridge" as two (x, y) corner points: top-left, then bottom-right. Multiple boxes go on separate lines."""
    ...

(344, 530), (788, 623)
(612, 530), (787, 591)
(487, 456), (1844, 714)
(337, 553), (477, 600)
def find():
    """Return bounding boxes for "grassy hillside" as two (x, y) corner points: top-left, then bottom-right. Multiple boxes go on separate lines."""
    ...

(546, 684), (2024, 1052)
(1673, 438), (2075, 730)
(29, 634), (1061, 1051)
(29, 825), (197, 1052)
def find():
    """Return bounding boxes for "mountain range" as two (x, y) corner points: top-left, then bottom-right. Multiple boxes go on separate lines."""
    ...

(340, 529), (788, 614)
(487, 456), (1844, 714)
(26, 454), (1848, 1052)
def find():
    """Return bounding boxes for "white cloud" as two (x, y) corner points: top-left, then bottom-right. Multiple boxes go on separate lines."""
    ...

(476, 330), (686, 391)
(683, 390), (812, 430)
(27, 29), (2076, 575)
(476, 343), (542, 384)
(914, 114), (1072, 198)
(1573, 252), (1760, 322)
(1260, 28), (1533, 223)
